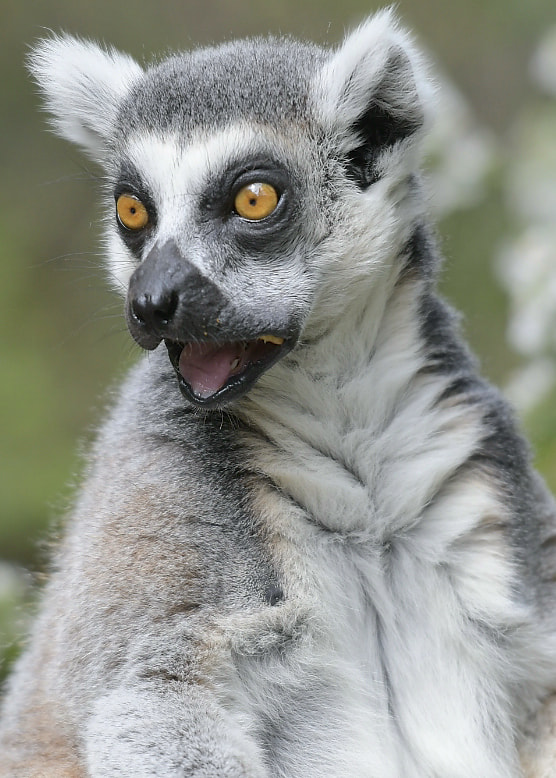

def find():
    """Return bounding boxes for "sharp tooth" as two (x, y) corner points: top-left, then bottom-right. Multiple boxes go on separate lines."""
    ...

(230, 357), (240, 370)
(258, 334), (284, 345)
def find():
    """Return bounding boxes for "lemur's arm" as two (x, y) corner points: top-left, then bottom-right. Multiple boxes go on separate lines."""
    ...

(85, 685), (268, 778)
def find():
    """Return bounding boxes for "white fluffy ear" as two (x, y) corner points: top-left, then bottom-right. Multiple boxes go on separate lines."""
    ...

(315, 9), (433, 186)
(28, 35), (143, 161)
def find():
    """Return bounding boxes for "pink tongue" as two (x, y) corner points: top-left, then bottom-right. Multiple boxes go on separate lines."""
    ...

(178, 342), (247, 398)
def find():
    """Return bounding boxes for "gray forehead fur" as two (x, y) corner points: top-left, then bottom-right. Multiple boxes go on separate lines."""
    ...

(118, 38), (326, 138)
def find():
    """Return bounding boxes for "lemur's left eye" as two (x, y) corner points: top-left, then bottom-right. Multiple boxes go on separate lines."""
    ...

(234, 182), (278, 221)
(116, 194), (149, 231)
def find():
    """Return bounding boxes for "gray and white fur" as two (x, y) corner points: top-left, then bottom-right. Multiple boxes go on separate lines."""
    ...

(2, 10), (556, 777)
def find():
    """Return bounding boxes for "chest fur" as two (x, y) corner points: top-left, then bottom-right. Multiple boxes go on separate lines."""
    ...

(231, 337), (528, 776)
(234, 445), (524, 777)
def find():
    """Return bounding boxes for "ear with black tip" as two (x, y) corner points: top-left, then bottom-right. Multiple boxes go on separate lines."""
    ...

(28, 35), (143, 163)
(315, 10), (433, 187)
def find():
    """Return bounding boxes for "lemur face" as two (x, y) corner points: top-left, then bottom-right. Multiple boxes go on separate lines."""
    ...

(111, 124), (326, 408)
(29, 12), (429, 407)
(105, 43), (332, 408)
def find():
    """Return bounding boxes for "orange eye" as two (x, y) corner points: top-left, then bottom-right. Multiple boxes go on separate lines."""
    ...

(234, 182), (279, 221)
(116, 194), (149, 230)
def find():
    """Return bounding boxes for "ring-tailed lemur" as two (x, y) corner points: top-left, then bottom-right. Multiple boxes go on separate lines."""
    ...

(1, 10), (556, 777)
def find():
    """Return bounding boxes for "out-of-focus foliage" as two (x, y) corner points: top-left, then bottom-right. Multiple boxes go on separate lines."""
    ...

(498, 49), (556, 399)
(1, 0), (556, 682)
(494, 23), (556, 487)
(0, 567), (33, 683)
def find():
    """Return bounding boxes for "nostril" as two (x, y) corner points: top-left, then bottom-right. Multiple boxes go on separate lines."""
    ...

(131, 295), (148, 325)
(131, 290), (179, 331)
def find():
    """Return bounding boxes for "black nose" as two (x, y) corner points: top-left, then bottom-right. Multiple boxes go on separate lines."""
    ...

(130, 289), (178, 331)
(126, 240), (227, 350)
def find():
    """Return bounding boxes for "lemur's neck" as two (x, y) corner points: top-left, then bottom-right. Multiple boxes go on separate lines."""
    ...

(238, 230), (482, 539)
(242, 224), (429, 435)
(242, 266), (425, 437)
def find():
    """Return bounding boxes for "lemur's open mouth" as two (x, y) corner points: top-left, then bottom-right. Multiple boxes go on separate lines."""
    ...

(165, 335), (288, 407)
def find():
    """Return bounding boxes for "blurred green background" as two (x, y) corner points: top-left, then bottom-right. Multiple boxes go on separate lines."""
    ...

(1, 0), (556, 678)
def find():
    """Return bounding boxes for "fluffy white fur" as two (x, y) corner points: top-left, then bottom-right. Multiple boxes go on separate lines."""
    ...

(28, 34), (143, 160)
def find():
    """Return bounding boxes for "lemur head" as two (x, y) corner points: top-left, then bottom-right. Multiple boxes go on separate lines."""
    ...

(29, 10), (431, 408)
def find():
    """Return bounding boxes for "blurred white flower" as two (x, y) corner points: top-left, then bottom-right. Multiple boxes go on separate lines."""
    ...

(530, 25), (556, 97)
(504, 358), (556, 414)
(0, 563), (29, 605)
(424, 77), (497, 216)
(497, 227), (556, 356)
(496, 32), (556, 414)
(420, 65), (556, 415)
(0, 562), (32, 649)
(505, 109), (556, 225)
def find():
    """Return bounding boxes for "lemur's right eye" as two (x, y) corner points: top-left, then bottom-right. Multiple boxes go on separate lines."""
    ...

(116, 194), (149, 231)
(234, 182), (279, 221)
